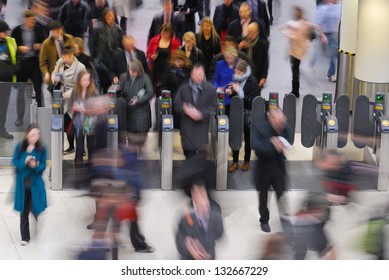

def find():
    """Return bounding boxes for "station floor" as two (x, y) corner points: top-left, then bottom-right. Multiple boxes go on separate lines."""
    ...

(3, 0), (388, 261)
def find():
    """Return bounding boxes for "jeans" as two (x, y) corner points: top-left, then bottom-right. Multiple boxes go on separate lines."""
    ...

(325, 32), (338, 78)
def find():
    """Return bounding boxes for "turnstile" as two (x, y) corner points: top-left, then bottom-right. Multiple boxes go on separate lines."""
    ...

(51, 90), (64, 190)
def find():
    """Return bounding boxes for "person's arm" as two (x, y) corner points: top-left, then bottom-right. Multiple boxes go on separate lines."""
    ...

(12, 144), (27, 172)
(258, 40), (269, 87)
(251, 123), (276, 155)
(32, 147), (47, 175)
(39, 42), (50, 83)
(135, 74), (154, 105)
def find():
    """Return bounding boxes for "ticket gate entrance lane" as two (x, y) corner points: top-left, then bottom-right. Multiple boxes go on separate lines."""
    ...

(336, 95), (350, 148)
(353, 93), (389, 191)
(228, 96), (244, 151)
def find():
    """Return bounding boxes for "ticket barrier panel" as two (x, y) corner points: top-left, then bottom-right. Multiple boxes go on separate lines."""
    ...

(216, 115), (229, 191)
(51, 90), (63, 190)
(158, 90), (172, 149)
(378, 116), (389, 191)
(107, 89), (119, 149)
(160, 115), (174, 190)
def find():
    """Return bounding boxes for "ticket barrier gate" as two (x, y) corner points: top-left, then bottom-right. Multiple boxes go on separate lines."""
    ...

(301, 93), (350, 160)
(51, 90), (64, 190)
(107, 88), (119, 150)
(353, 93), (389, 191)
(158, 90), (174, 190)
(250, 93), (296, 147)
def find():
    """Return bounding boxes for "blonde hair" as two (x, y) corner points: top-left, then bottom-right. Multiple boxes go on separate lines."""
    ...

(183, 31), (197, 47)
(198, 17), (220, 46)
(73, 37), (85, 54)
(223, 45), (238, 59)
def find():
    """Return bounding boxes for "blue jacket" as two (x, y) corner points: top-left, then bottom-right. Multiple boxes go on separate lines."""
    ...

(12, 143), (47, 216)
(212, 59), (234, 105)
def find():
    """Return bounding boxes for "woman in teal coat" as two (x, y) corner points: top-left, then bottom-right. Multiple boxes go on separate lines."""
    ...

(12, 123), (47, 246)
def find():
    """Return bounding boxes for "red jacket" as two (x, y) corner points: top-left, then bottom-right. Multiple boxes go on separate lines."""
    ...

(146, 35), (181, 71)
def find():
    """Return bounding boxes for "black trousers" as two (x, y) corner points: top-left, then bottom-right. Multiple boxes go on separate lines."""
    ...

(258, 167), (286, 224)
(20, 189), (35, 242)
(64, 112), (75, 149)
(290, 56), (301, 96)
(232, 126), (251, 162)
(0, 82), (12, 131)
(17, 56), (43, 108)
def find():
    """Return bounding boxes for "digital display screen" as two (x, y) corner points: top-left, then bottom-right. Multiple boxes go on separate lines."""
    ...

(322, 93), (332, 103)
(376, 94), (384, 104)
(218, 93), (224, 102)
(162, 92), (170, 99)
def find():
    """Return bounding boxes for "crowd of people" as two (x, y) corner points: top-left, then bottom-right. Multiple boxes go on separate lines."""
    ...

(3, 0), (352, 260)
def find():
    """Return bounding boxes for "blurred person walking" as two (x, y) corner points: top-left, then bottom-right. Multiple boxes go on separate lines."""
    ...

(280, 6), (325, 97)
(12, 10), (46, 123)
(112, 0), (131, 34)
(316, 0), (340, 82)
(213, 0), (238, 43)
(12, 123), (47, 246)
(175, 180), (224, 259)
(174, 64), (218, 159)
(251, 108), (292, 233)
(58, 0), (90, 38)
(0, 19), (19, 140)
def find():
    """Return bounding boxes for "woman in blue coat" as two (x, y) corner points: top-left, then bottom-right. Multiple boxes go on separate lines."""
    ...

(12, 123), (47, 246)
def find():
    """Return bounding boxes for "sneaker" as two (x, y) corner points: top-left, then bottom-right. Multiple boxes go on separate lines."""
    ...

(260, 223), (271, 233)
(241, 162), (250, 171)
(0, 130), (14, 139)
(135, 245), (155, 253)
(228, 162), (239, 173)
(327, 75), (337, 82)
(63, 147), (75, 155)
(20, 240), (28, 246)
(86, 222), (96, 230)
(15, 119), (23, 126)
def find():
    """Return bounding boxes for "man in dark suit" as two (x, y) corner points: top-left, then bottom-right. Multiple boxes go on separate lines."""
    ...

(147, 0), (184, 44)
(173, 0), (199, 35)
(213, 0), (238, 41)
(174, 64), (218, 159)
(247, 0), (270, 37)
(241, 22), (269, 88)
(175, 180), (224, 260)
(110, 35), (149, 85)
(11, 10), (47, 122)
(251, 108), (292, 233)
(227, 2), (266, 47)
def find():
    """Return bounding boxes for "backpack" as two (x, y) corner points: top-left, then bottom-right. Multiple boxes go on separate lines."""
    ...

(362, 218), (387, 257)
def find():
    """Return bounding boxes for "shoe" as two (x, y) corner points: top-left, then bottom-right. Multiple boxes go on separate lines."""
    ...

(15, 119), (23, 126)
(63, 147), (75, 155)
(241, 162), (250, 171)
(20, 240), (28, 246)
(327, 75), (337, 82)
(135, 245), (155, 253)
(0, 130), (14, 139)
(86, 223), (96, 230)
(260, 223), (271, 233)
(228, 162), (239, 173)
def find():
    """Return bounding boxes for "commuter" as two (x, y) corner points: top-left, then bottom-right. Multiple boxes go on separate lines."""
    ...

(118, 60), (154, 147)
(89, 7), (124, 94)
(247, 0), (270, 38)
(175, 180), (224, 259)
(208, 35), (252, 81)
(51, 46), (86, 155)
(227, 2), (266, 47)
(212, 0), (238, 42)
(180, 31), (205, 67)
(251, 108), (293, 233)
(316, 0), (341, 82)
(174, 64), (219, 159)
(172, 0), (198, 34)
(0, 1), (6, 20)
(226, 60), (261, 173)
(111, 0), (131, 34)
(12, 10), (46, 116)
(196, 17), (221, 78)
(58, 0), (90, 38)
(0, 19), (19, 140)
(241, 22), (269, 88)
(69, 70), (99, 186)
(161, 49), (191, 129)
(88, 0), (109, 34)
(39, 20), (74, 94)
(12, 123), (47, 246)
(280, 6), (325, 97)
(110, 35), (149, 86)
(212, 45), (238, 115)
(147, 0), (184, 44)
(147, 23), (180, 98)
(267, 0), (273, 24)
